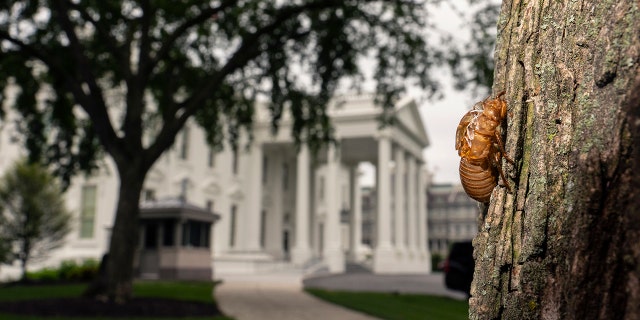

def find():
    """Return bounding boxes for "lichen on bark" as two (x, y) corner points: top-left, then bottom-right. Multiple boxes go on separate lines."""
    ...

(469, 0), (640, 319)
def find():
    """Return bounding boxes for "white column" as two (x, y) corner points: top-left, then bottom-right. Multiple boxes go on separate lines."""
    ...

(418, 165), (430, 262)
(406, 155), (418, 257)
(291, 145), (312, 265)
(245, 143), (263, 251)
(324, 143), (345, 273)
(349, 164), (363, 261)
(394, 147), (406, 256)
(373, 130), (395, 272)
(266, 153), (283, 255)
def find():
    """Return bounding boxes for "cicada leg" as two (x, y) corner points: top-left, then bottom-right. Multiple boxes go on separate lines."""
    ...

(494, 130), (515, 165)
(491, 151), (512, 193)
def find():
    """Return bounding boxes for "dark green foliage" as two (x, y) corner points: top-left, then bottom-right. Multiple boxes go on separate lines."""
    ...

(0, 0), (444, 178)
(58, 259), (99, 282)
(25, 267), (59, 283)
(0, 283), (86, 302)
(0, 160), (71, 279)
(23, 259), (101, 283)
(0, 240), (10, 266)
(431, 253), (444, 272)
(0, 281), (231, 320)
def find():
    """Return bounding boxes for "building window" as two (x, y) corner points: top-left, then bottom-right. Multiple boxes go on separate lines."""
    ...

(282, 163), (289, 190)
(181, 220), (210, 248)
(144, 222), (158, 248)
(404, 172), (408, 195)
(262, 155), (268, 185)
(232, 149), (239, 175)
(342, 184), (348, 208)
(180, 178), (189, 202)
(283, 212), (290, 224)
(229, 205), (237, 247)
(391, 173), (395, 194)
(207, 147), (216, 168)
(260, 210), (267, 248)
(162, 220), (175, 246)
(79, 185), (97, 239)
(318, 176), (325, 200)
(143, 189), (156, 202)
(180, 127), (190, 160)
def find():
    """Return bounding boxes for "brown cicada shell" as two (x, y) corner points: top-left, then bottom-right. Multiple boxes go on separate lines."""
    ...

(455, 91), (514, 203)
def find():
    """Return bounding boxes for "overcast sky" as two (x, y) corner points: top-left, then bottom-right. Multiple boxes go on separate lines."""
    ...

(421, 84), (480, 185)
(357, 2), (495, 186)
(421, 2), (498, 185)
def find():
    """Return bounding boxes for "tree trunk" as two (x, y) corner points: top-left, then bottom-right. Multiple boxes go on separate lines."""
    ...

(84, 161), (146, 302)
(19, 257), (27, 281)
(470, 1), (640, 319)
(19, 238), (29, 281)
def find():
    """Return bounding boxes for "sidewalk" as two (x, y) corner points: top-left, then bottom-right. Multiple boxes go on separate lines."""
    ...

(215, 272), (377, 320)
(214, 271), (466, 320)
(303, 273), (467, 299)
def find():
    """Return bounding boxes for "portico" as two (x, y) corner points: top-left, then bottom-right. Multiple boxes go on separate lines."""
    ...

(213, 95), (431, 274)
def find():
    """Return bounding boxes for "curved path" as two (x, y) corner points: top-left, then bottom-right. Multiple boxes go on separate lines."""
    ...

(215, 272), (378, 320)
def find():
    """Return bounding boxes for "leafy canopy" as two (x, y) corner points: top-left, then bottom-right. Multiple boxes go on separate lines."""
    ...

(0, 0), (443, 185)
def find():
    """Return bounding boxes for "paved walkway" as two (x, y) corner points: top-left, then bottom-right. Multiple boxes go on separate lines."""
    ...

(303, 273), (467, 299)
(214, 271), (466, 320)
(215, 272), (377, 320)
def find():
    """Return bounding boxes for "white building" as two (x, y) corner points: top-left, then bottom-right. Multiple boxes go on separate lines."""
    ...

(427, 183), (479, 257)
(0, 94), (431, 279)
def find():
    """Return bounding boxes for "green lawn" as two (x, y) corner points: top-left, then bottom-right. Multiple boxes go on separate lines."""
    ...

(0, 283), (86, 302)
(0, 281), (232, 320)
(307, 289), (469, 320)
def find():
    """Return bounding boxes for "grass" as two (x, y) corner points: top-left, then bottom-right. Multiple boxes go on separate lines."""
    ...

(0, 283), (86, 302)
(306, 289), (469, 320)
(0, 281), (232, 320)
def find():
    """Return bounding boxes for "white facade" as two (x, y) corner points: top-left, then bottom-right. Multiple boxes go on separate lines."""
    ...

(427, 183), (479, 256)
(0, 94), (431, 279)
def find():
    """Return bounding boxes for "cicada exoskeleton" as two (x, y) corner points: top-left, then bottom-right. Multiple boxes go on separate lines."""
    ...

(455, 91), (513, 203)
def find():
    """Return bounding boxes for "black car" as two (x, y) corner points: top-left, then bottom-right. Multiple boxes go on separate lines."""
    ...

(442, 241), (475, 296)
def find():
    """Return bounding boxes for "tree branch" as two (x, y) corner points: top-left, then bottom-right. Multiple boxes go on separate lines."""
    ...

(50, 0), (123, 159)
(179, 0), (339, 117)
(144, 1), (239, 78)
(121, 0), (152, 153)
(143, 1), (342, 165)
(0, 30), (76, 86)
(67, 2), (131, 78)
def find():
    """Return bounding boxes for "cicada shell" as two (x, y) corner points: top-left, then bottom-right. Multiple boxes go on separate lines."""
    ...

(455, 91), (513, 203)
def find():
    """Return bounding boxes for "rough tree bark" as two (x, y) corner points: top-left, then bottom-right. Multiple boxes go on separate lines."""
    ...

(470, 0), (640, 319)
(104, 162), (146, 302)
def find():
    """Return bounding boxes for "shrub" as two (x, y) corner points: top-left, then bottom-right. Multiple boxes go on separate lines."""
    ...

(25, 259), (99, 283)
(431, 253), (443, 272)
(25, 267), (60, 283)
